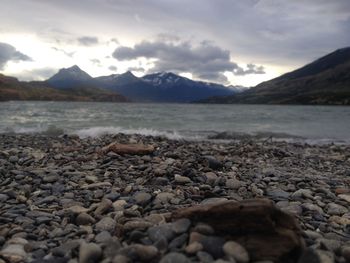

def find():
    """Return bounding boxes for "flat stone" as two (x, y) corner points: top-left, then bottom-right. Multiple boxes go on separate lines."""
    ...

(121, 244), (158, 261)
(225, 178), (242, 190)
(133, 192), (152, 206)
(185, 242), (203, 254)
(148, 224), (175, 242)
(94, 198), (112, 215)
(95, 217), (116, 233)
(76, 213), (96, 225)
(79, 242), (102, 263)
(326, 203), (348, 216)
(197, 251), (214, 263)
(189, 232), (225, 258)
(0, 244), (27, 263)
(223, 241), (250, 263)
(266, 189), (290, 200)
(342, 246), (350, 262)
(205, 172), (218, 185)
(174, 174), (192, 184)
(338, 194), (350, 203)
(171, 218), (191, 234)
(160, 252), (191, 263)
(95, 231), (112, 243)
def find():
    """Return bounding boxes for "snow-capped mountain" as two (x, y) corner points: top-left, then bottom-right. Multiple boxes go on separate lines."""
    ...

(47, 67), (243, 102)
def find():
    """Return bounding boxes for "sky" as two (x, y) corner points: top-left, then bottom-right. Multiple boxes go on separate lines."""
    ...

(0, 0), (349, 87)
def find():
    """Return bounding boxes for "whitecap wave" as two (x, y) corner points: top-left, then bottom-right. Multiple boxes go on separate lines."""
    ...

(74, 126), (184, 140)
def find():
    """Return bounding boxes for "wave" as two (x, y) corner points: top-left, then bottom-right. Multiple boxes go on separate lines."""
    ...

(73, 126), (184, 140)
(1, 125), (349, 145)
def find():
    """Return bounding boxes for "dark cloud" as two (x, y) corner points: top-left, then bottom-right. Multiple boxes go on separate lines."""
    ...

(0, 42), (32, 69)
(234, 63), (265, 76)
(90, 58), (101, 65)
(108, 65), (117, 71)
(51, 47), (75, 57)
(77, 36), (99, 46)
(113, 40), (246, 82)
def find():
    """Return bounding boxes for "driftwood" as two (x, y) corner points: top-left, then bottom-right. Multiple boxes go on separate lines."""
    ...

(172, 199), (305, 263)
(101, 143), (155, 155)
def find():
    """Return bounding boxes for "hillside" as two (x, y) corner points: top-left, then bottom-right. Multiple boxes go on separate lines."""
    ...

(201, 47), (350, 105)
(0, 74), (128, 102)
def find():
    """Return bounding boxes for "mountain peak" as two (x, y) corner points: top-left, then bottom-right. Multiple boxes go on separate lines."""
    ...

(47, 65), (93, 88)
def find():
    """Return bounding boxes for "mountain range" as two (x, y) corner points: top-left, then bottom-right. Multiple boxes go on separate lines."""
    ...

(47, 68), (241, 102)
(1, 47), (349, 104)
(200, 47), (350, 105)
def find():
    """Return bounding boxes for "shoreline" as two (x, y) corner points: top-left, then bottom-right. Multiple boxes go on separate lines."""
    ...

(0, 133), (350, 262)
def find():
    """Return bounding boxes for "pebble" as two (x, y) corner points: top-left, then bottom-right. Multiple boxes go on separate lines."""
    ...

(174, 174), (192, 184)
(223, 241), (250, 263)
(76, 213), (96, 225)
(0, 134), (349, 263)
(79, 242), (102, 263)
(95, 217), (116, 233)
(160, 252), (191, 263)
(133, 192), (152, 206)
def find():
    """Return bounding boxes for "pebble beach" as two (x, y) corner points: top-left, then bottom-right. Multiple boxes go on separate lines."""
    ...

(0, 133), (350, 263)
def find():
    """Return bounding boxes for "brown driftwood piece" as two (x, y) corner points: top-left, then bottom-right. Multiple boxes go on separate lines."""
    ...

(101, 143), (155, 155)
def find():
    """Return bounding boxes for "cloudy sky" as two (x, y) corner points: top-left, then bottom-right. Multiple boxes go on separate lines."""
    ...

(0, 0), (349, 87)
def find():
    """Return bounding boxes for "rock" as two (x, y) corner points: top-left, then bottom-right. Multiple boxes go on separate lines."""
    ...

(169, 233), (188, 249)
(225, 178), (242, 190)
(76, 213), (96, 225)
(160, 252), (191, 263)
(95, 217), (116, 233)
(8, 156), (18, 163)
(81, 182), (112, 189)
(171, 218), (191, 234)
(66, 205), (89, 214)
(205, 172), (218, 185)
(79, 242), (102, 263)
(338, 194), (350, 203)
(0, 193), (9, 202)
(112, 255), (130, 263)
(342, 246), (350, 262)
(0, 244), (27, 263)
(298, 248), (334, 263)
(326, 203), (348, 216)
(292, 189), (314, 200)
(223, 241), (250, 263)
(205, 156), (223, 170)
(121, 244), (158, 261)
(197, 251), (214, 263)
(133, 192), (152, 206)
(189, 232), (225, 258)
(266, 189), (290, 200)
(43, 173), (59, 183)
(192, 223), (214, 235)
(148, 224), (175, 242)
(101, 143), (155, 155)
(94, 198), (112, 215)
(95, 231), (112, 243)
(302, 203), (324, 215)
(185, 242), (203, 254)
(123, 220), (153, 232)
(113, 199), (127, 211)
(172, 199), (304, 262)
(174, 174), (192, 184)
(155, 192), (175, 204)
